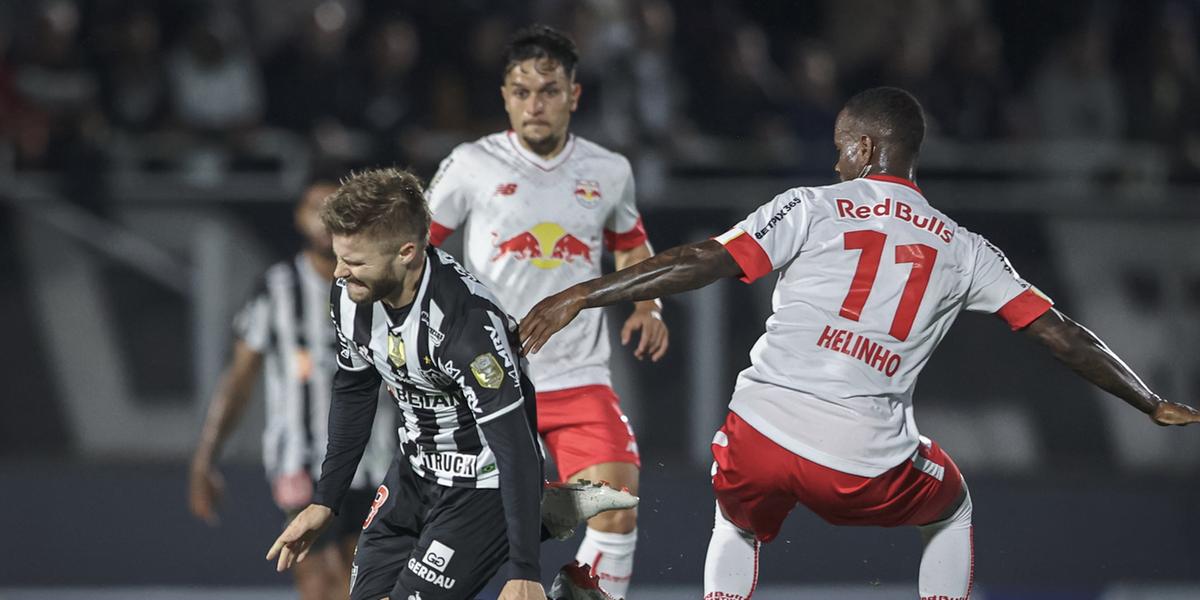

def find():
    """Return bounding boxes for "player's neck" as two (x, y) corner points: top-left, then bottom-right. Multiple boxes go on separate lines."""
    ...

(867, 155), (917, 182)
(382, 259), (426, 310)
(303, 248), (336, 280)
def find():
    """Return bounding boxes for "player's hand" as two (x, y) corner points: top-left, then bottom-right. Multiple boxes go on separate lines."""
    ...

(621, 303), (669, 361)
(187, 460), (224, 526)
(1150, 401), (1200, 426)
(497, 579), (545, 600)
(265, 504), (333, 572)
(520, 289), (586, 356)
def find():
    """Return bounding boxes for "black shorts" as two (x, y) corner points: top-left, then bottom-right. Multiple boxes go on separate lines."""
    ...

(349, 458), (510, 600)
(285, 487), (375, 551)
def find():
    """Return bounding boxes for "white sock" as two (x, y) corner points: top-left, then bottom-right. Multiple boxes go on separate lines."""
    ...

(918, 491), (974, 599)
(703, 503), (759, 600)
(575, 526), (637, 598)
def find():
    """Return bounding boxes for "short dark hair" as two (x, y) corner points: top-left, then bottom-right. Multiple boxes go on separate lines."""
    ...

(320, 168), (430, 247)
(842, 87), (926, 160)
(503, 24), (579, 80)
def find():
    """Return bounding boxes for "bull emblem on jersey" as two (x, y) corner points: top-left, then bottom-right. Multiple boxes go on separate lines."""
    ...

(574, 179), (601, 209)
(491, 222), (592, 269)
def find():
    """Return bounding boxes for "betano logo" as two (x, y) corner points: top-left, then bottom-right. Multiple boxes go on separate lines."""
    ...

(491, 222), (592, 269)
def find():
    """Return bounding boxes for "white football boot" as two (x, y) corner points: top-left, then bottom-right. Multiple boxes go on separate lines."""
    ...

(542, 479), (639, 540)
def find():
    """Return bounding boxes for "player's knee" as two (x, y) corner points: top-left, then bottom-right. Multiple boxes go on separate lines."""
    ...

(588, 506), (637, 533)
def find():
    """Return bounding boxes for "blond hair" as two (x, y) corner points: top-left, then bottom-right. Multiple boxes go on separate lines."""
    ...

(320, 167), (430, 247)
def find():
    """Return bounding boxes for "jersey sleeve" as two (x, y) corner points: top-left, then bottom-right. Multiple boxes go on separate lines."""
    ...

(603, 157), (648, 252)
(232, 285), (271, 352)
(330, 281), (371, 372)
(963, 231), (1054, 330)
(714, 187), (812, 283)
(427, 146), (473, 247)
(442, 308), (527, 424)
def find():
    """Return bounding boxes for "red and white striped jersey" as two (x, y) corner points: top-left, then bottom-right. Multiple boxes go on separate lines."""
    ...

(716, 174), (1052, 476)
(428, 132), (647, 392)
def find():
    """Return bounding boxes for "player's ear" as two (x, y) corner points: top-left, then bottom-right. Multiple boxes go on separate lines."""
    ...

(397, 240), (419, 265)
(569, 82), (581, 112)
(857, 134), (875, 164)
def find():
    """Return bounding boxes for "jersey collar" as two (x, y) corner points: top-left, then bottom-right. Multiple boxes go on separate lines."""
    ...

(865, 173), (923, 195)
(506, 130), (576, 172)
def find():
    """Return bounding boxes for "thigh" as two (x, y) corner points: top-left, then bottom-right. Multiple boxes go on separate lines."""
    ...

(539, 385), (640, 481)
(710, 411), (797, 543)
(390, 486), (511, 599)
(793, 435), (965, 528)
(349, 461), (422, 600)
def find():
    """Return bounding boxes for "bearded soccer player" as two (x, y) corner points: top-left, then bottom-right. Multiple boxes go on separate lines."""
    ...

(520, 87), (1200, 599)
(189, 179), (395, 600)
(427, 25), (667, 596)
(265, 168), (629, 600)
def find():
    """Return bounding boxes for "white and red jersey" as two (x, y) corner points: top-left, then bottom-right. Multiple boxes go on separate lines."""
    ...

(427, 132), (647, 392)
(716, 174), (1053, 477)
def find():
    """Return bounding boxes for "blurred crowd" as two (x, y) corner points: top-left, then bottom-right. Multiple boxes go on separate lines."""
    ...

(1, 0), (1198, 185)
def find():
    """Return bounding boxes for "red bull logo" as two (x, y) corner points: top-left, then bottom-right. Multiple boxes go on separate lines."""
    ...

(574, 179), (602, 208)
(492, 222), (592, 269)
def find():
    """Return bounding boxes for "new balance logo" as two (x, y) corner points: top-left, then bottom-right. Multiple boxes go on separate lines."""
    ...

(495, 183), (518, 196)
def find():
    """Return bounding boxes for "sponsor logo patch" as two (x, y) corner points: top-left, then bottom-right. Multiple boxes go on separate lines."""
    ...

(407, 557), (456, 589)
(470, 353), (504, 389)
(417, 451), (478, 477)
(423, 540), (456, 573)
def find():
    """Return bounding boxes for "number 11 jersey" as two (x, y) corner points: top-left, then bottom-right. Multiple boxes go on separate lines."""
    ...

(716, 174), (1053, 477)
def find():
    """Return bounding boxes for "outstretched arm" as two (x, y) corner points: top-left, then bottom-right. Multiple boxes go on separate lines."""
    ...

(521, 239), (742, 355)
(1023, 307), (1200, 426)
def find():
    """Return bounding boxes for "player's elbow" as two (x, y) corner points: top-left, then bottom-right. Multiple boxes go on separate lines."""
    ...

(1029, 310), (1093, 362)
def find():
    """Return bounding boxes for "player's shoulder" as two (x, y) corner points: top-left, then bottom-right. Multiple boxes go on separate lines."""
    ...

(570, 135), (633, 174)
(426, 247), (506, 314)
(328, 277), (366, 328)
(444, 132), (510, 165)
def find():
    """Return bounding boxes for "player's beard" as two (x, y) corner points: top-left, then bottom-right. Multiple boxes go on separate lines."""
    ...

(522, 130), (563, 157)
(347, 274), (400, 305)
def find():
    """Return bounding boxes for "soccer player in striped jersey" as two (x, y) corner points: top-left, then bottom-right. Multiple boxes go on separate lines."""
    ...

(520, 87), (1200, 599)
(428, 26), (666, 596)
(189, 179), (395, 600)
(269, 168), (623, 599)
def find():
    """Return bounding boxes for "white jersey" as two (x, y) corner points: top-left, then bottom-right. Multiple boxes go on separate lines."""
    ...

(427, 132), (647, 392)
(716, 174), (1053, 477)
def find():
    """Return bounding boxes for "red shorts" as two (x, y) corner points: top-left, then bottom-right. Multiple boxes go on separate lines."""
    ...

(537, 385), (641, 480)
(712, 411), (964, 542)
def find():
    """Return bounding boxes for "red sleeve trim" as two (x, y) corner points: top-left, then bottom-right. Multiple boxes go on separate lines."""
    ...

(997, 288), (1053, 330)
(429, 221), (455, 247)
(719, 230), (772, 283)
(604, 216), (648, 252)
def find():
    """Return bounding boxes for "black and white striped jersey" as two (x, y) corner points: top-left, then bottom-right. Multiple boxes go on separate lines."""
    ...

(234, 253), (395, 489)
(331, 246), (538, 489)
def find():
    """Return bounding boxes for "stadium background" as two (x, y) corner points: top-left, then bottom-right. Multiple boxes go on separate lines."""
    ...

(1, 0), (1199, 597)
